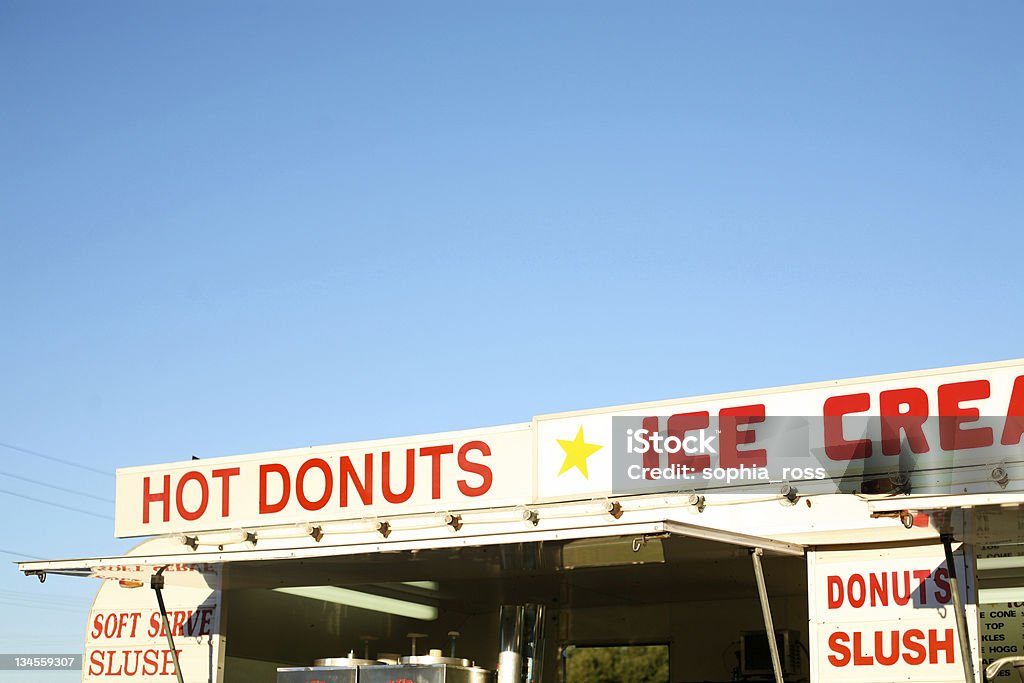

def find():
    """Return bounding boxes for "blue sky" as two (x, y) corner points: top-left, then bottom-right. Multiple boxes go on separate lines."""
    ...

(1, 0), (1023, 668)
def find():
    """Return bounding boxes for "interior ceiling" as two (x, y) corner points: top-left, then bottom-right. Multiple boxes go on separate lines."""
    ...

(222, 535), (805, 608)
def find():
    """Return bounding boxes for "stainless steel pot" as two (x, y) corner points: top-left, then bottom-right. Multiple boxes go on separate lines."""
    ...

(359, 663), (494, 683)
(312, 658), (385, 667)
(399, 655), (472, 667)
(463, 665), (495, 683)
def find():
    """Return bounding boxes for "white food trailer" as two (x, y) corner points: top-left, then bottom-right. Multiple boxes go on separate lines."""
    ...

(17, 359), (1024, 683)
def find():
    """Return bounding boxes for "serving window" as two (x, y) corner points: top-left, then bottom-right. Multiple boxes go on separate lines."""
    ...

(218, 534), (807, 683)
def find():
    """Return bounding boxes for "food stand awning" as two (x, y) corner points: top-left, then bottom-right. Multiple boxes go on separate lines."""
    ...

(17, 514), (803, 582)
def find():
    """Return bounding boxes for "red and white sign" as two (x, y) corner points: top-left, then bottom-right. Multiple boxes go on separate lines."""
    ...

(535, 360), (1024, 501)
(83, 541), (222, 682)
(115, 424), (532, 537)
(808, 545), (979, 682)
(114, 359), (1024, 536)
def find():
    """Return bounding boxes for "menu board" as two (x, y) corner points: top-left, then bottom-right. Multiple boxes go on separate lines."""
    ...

(977, 543), (1024, 679)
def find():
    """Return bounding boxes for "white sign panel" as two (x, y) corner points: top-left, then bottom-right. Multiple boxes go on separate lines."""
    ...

(116, 424), (532, 537)
(808, 544), (979, 682)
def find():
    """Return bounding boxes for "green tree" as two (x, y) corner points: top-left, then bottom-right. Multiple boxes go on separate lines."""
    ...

(565, 645), (669, 683)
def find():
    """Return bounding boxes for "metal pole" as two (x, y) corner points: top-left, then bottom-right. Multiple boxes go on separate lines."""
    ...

(941, 534), (977, 683)
(750, 548), (784, 683)
(152, 566), (186, 683)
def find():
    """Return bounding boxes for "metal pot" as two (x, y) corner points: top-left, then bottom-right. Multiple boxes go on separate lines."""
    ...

(313, 658), (385, 667)
(463, 665), (496, 683)
(399, 655), (472, 667)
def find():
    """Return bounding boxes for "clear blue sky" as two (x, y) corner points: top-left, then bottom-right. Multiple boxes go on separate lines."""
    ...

(1, 0), (1022, 666)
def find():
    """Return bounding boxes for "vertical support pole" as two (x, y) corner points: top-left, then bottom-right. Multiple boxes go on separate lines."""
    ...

(941, 534), (977, 683)
(152, 566), (186, 683)
(751, 547), (784, 683)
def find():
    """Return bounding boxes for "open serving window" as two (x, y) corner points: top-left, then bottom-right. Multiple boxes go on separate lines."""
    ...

(20, 520), (807, 683)
(221, 534), (807, 683)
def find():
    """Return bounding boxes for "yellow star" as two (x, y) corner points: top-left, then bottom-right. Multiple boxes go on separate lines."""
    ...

(557, 426), (603, 479)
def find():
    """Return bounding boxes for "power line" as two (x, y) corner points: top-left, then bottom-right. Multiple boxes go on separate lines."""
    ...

(0, 602), (83, 618)
(0, 638), (89, 647)
(0, 488), (113, 520)
(0, 594), (91, 608)
(0, 470), (113, 503)
(0, 548), (46, 560)
(0, 594), (93, 610)
(0, 441), (111, 477)
(0, 589), (92, 603)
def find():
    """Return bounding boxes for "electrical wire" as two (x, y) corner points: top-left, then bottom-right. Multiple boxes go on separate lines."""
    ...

(0, 595), (93, 613)
(0, 470), (113, 503)
(0, 441), (111, 477)
(0, 589), (92, 603)
(0, 548), (46, 559)
(0, 598), (86, 615)
(0, 636), (86, 645)
(0, 488), (113, 520)
(0, 595), (91, 609)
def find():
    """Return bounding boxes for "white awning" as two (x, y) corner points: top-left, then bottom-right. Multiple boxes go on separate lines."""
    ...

(17, 513), (802, 585)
